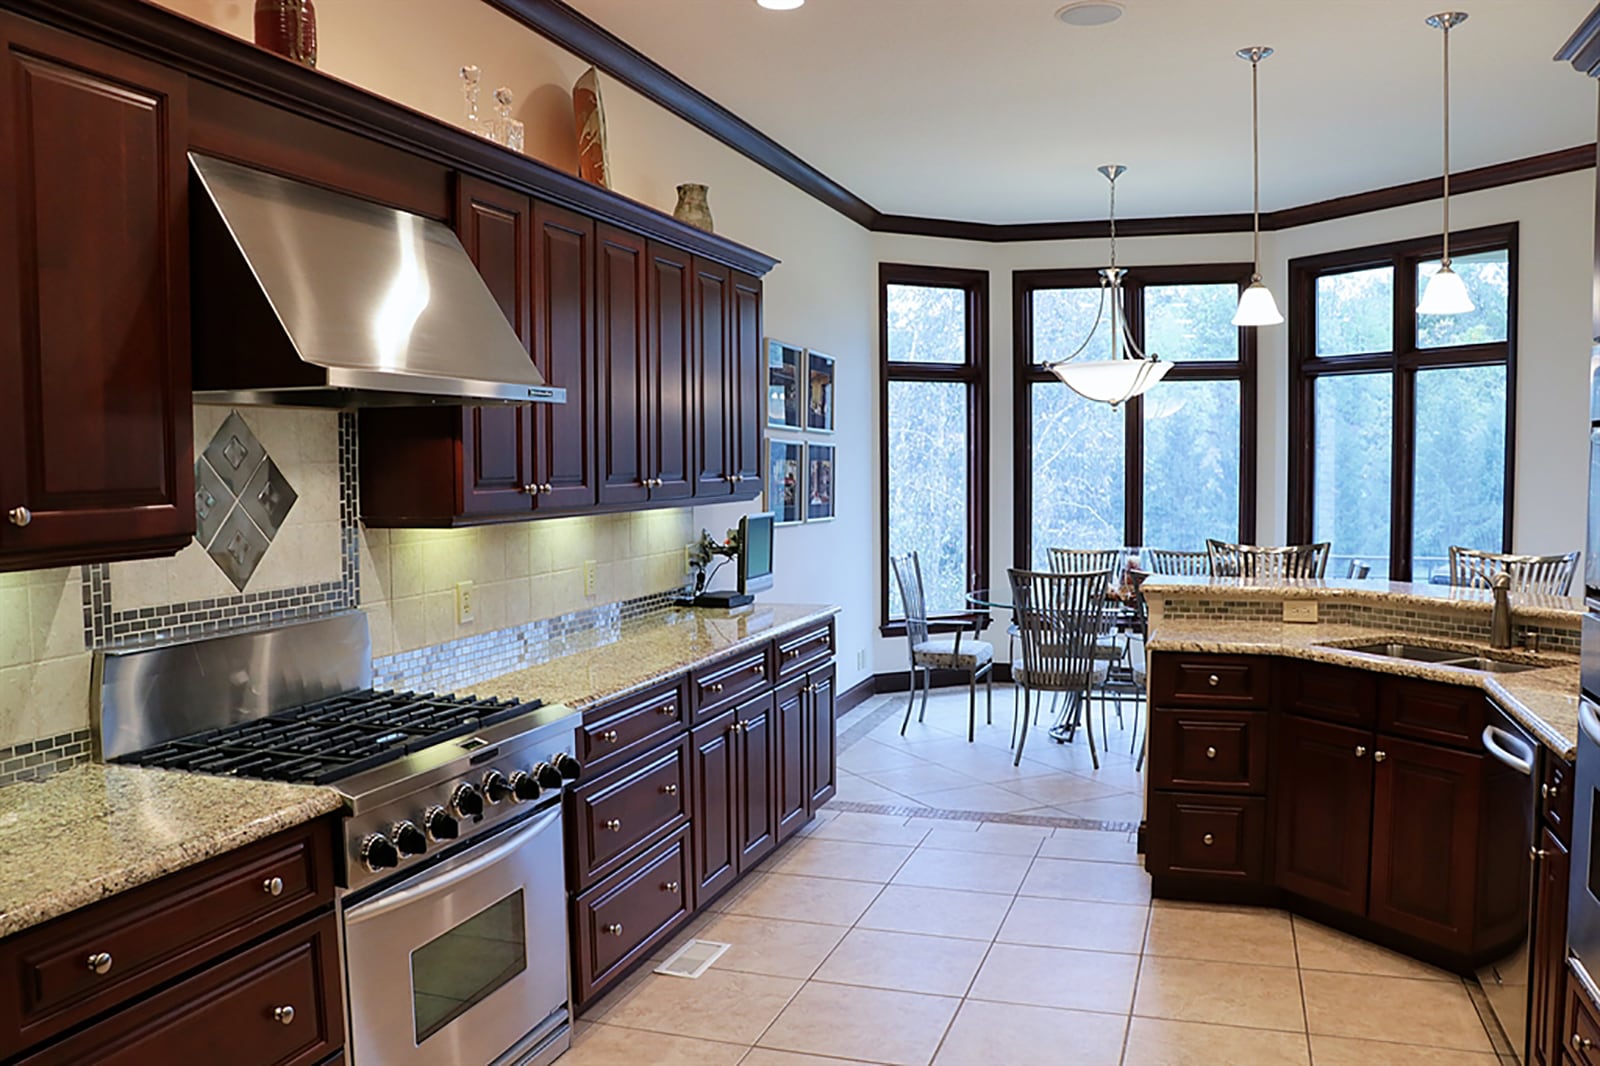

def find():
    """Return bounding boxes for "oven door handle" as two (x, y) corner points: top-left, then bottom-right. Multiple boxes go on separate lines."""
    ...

(1481, 724), (1534, 776)
(1583, 698), (1600, 748)
(345, 804), (560, 925)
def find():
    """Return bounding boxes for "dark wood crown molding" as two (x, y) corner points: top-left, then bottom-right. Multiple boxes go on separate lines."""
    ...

(1557, 2), (1600, 75)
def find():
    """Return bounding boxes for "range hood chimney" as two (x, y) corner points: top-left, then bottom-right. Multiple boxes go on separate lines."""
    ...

(189, 153), (564, 408)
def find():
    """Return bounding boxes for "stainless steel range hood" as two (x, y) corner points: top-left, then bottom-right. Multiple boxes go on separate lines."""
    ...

(189, 153), (565, 407)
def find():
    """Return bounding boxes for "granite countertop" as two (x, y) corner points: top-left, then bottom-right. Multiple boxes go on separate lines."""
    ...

(1143, 575), (1585, 625)
(0, 764), (343, 939)
(1148, 616), (1581, 758)
(470, 602), (841, 709)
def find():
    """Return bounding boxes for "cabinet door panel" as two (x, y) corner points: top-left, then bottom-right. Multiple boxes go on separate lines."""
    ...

(690, 709), (738, 905)
(1532, 829), (1570, 1066)
(596, 225), (649, 507)
(531, 201), (597, 512)
(737, 691), (777, 870)
(729, 270), (764, 494)
(454, 175), (533, 516)
(1273, 714), (1373, 915)
(1368, 733), (1483, 952)
(692, 258), (732, 497)
(806, 663), (837, 812)
(0, 16), (193, 560)
(648, 241), (694, 501)
(774, 676), (807, 842)
(1148, 793), (1267, 882)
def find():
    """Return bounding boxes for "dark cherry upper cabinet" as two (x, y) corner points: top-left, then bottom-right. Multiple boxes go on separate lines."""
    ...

(648, 242), (695, 502)
(597, 225), (651, 507)
(0, 15), (194, 570)
(530, 202), (597, 513)
(805, 663), (837, 812)
(774, 676), (809, 843)
(455, 175), (534, 518)
(729, 270), (764, 494)
(1367, 734), (1485, 954)
(692, 258), (733, 497)
(1531, 829), (1570, 1066)
(1273, 713), (1373, 915)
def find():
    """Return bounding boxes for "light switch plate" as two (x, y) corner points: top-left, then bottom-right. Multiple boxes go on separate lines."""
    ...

(456, 581), (475, 625)
(1282, 600), (1319, 624)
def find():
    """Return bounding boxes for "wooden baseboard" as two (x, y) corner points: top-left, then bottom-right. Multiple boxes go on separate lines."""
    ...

(875, 665), (1013, 692)
(836, 675), (876, 718)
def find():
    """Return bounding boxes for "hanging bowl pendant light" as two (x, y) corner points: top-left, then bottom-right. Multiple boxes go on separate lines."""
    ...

(1418, 11), (1474, 315)
(1233, 46), (1282, 327)
(1045, 165), (1172, 408)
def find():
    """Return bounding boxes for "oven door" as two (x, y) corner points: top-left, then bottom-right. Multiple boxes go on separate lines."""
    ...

(1570, 698), (1600, 993)
(344, 802), (569, 1066)
(1587, 427), (1600, 599)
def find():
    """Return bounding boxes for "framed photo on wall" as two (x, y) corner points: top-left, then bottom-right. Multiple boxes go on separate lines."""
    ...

(806, 442), (835, 522)
(766, 339), (804, 430)
(805, 349), (835, 433)
(766, 439), (804, 525)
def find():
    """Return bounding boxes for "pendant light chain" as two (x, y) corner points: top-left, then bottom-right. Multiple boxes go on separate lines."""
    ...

(1251, 52), (1262, 282)
(1441, 15), (1452, 268)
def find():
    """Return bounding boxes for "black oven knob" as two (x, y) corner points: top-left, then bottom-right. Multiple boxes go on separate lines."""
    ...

(392, 820), (427, 857)
(483, 771), (513, 804)
(359, 833), (400, 871)
(509, 771), (541, 802)
(552, 753), (582, 782)
(451, 782), (485, 821)
(533, 761), (564, 790)
(424, 805), (459, 841)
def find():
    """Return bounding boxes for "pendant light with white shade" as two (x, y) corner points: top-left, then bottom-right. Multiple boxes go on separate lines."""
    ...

(1418, 11), (1474, 316)
(1043, 165), (1172, 408)
(1232, 45), (1283, 327)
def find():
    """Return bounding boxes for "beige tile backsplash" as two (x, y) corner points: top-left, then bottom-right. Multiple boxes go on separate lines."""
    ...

(0, 568), (92, 749)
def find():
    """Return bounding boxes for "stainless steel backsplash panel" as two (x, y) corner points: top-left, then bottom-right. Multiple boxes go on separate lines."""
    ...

(95, 612), (372, 760)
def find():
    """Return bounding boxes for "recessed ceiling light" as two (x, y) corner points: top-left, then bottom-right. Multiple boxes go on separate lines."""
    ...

(1056, 1), (1124, 27)
(757, 0), (804, 9)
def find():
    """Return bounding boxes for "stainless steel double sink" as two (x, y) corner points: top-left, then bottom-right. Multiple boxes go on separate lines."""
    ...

(1325, 641), (1543, 675)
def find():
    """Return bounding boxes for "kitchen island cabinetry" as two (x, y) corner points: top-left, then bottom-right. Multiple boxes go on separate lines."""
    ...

(0, 13), (194, 573)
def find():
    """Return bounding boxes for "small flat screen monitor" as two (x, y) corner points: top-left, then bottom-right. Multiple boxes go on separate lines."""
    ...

(739, 512), (775, 595)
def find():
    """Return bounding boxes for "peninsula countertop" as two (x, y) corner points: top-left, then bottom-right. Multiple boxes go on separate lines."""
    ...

(0, 764), (342, 939)
(470, 601), (841, 709)
(1142, 574), (1585, 625)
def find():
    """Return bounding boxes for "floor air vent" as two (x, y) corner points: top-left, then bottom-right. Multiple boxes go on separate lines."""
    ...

(653, 939), (731, 979)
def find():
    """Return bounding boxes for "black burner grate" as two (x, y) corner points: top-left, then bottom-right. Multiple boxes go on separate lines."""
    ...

(115, 690), (539, 784)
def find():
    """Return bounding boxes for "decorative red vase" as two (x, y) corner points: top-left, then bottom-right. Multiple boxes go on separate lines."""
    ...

(254, 0), (317, 68)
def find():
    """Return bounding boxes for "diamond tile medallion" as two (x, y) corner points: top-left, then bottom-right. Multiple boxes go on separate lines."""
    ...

(195, 411), (296, 590)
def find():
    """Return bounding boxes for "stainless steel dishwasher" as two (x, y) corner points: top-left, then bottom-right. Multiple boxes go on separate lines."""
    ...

(1479, 702), (1541, 1061)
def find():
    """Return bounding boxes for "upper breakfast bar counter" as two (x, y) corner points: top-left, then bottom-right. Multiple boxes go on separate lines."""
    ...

(469, 602), (840, 709)
(1143, 576), (1584, 758)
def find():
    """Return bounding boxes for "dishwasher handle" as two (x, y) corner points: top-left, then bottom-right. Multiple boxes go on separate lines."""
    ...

(1482, 723), (1535, 776)
(1583, 697), (1600, 748)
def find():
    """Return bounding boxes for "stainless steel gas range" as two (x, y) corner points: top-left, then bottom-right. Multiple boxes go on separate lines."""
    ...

(95, 612), (579, 1066)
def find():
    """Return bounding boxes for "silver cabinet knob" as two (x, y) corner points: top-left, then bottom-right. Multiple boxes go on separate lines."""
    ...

(1532, 846), (1549, 861)
(1354, 745), (1367, 758)
(7, 506), (30, 527)
(661, 783), (678, 795)
(661, 880), (680, 893)
(1202, 833), (1215, 846)
(1205, 746), (1217, 760)
(86, 951), (113, 975)
(658, 703), (678, 716)
(604, 818), (622, 831)
(601, 730), (619, 743)
(262, 876), (284, 897)
(273, 1005), (295, 1026)
(1574, 1032), (1594, 1051)
(1207, 674), (1219, 687)
(541, 483), (554, 494)
(1543, 783), (1560, 800)
(520, 484), (539, 494)
(1374, 751), (1388, 763)
(603, 923), (624, 936)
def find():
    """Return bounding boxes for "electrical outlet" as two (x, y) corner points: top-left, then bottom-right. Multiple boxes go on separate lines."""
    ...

(583, 559), (597, 597)
(856, 649), (866, 670)
(684, 544), (695, 575)
(1282, 600), (1319, 624)
(455, 581), (475, 625)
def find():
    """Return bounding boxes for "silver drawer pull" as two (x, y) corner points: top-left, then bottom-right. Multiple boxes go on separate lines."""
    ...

(1207, 674), (1220, 687)
(263, 876), (285, 897)
(1202, 833), (1215, 846)
(661, 783), (678, 795)
(273, 1005), (296, 1026)
(603, 923), (625, 936)
(1205, 746), (1217, 760)
(1543, 783), (1560, 800)
(1354, 745), (1367, 758)
(7, 506), (31, 527)
(604, 819), (622, 831)
(1532, 846), (1550, 861)
(1575, 1032), (1594, 1051)
(661, 880), (680, 893)
(86, 952), (113, 975)
(1374, 750), (1388, 763)
(601, 730), (619, 743)
(659, 704), (677, 716)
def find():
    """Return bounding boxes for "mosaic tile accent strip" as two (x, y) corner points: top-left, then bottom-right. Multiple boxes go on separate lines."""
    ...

(825, 799), (1136, 834)
(0, 730), (93, 786)
(80, 413), (362, 653)
(373, 589), (684, 694)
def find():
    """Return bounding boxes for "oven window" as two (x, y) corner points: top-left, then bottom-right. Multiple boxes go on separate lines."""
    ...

(411, 890), (527, 1045)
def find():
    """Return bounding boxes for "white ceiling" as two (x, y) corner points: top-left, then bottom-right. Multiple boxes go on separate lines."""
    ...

(565, 0), (1598, 224)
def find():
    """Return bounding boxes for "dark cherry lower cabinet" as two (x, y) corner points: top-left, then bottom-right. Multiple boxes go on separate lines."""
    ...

(1273, 714), (1373, 915)
(691, 707), (740, 904)
(0, 13), (195, 572)
(1532, 828), (1570, 1066)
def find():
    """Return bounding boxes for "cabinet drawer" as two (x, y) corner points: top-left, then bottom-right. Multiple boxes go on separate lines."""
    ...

(1548, 755), (1575, 848)
(1147, 792), (1267, 883)
(579, 677), (687, 774)
(1378, 678), (1487, 751)
(0, 817), (336, 1052)
(776, 623), (834, 679)
(572, 827), (691, 1007)
(570, 736), (689, 889)
(691, 648), (771, 723)
(18, 912), (342, 1066)
(1148, 709), (1268, 794)
(1567, 972), (1600, 1066)
(1150, 655), (1270, 709)
(1280, 662), (1378, 729)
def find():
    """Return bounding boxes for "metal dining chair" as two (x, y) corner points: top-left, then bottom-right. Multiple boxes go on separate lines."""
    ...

(891, 552), (994, 741)
(1206, 540), (1331, 579)
(1046, 547), (1128, 733)
(1447, 546), (1579, 596)
(1345, 559), (1371, 579)
(1008, 567), (1111, 769)
(1046, 547), (1126, 576)
(1146, 548), (1211, 576)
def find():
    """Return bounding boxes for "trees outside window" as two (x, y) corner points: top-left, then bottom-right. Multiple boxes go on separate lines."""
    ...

(1289, 225), (1515, 582)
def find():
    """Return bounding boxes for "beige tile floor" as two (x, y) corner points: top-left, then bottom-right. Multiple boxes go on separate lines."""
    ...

(567, 687), (1511, 1065)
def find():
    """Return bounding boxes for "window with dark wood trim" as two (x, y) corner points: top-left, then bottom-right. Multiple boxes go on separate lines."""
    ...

(1013, 264), (1259, 568)
(1287, 223), (1517, 583)
(880, 263), (989, 630)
